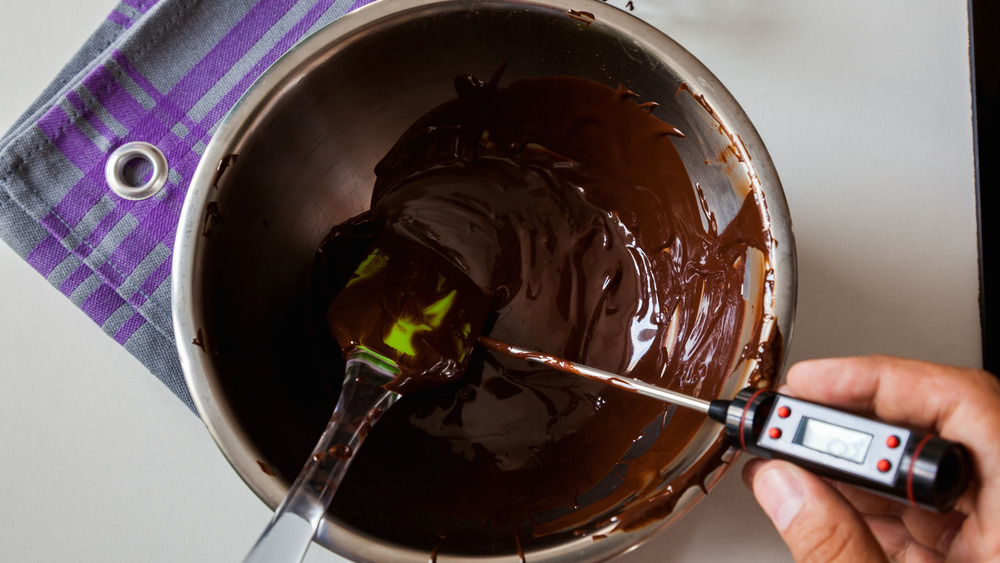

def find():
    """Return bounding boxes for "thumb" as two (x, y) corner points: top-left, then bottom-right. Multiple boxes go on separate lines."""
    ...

(743, 460), (886, 563)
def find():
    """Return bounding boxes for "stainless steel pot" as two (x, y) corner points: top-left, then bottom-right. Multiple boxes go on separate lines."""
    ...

(172, 0), (796, 560)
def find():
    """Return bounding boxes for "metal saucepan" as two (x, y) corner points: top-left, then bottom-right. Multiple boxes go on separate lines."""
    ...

(172, 0), (796, 560)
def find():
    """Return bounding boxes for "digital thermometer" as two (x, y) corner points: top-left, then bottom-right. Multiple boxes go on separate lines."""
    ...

(708, 387), (971, 512)
(479, 337), (973, 512)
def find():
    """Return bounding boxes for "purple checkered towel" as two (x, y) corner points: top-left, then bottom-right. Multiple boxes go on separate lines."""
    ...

(0, 0), (371, 410)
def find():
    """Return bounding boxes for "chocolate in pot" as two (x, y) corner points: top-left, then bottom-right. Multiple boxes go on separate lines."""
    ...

(315, 73), (773, 550)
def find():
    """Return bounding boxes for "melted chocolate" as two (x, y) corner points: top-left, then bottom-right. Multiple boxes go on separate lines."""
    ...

(312, 73), (775, 552)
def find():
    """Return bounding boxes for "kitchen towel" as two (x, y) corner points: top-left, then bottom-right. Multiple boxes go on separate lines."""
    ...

(0, 0), (373, 411)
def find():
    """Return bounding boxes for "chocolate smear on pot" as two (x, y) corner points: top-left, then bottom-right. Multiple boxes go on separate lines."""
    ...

(309, 72), (777, 551)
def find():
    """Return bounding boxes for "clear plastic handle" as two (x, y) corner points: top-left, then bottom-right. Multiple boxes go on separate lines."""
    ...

(243, 355), (398, 563)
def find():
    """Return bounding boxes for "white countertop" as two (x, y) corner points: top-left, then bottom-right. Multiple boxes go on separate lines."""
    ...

(0, 1), (979, 561)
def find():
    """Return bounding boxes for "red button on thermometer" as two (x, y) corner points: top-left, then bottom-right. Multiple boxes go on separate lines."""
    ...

(480, 337), (973, 513)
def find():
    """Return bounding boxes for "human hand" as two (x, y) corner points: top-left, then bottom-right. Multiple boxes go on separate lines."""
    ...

(742, 356), (1000, 562)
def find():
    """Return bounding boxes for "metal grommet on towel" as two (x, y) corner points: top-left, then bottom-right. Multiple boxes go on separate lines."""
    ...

(105, 141), (169, 200)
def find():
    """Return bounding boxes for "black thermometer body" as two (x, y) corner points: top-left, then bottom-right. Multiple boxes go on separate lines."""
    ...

(707, 388), (972, 512)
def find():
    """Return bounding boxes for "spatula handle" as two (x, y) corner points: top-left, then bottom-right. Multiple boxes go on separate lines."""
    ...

(243, 356), (398, 563)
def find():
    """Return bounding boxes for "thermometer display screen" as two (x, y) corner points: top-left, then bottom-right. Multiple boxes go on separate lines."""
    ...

(794, 417), (873, 464)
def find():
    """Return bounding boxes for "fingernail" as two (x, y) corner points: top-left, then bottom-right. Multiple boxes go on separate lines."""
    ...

(754, 466), (805, 532)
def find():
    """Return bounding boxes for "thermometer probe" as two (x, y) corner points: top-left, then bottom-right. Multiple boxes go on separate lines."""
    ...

(479, 337), (972, 512)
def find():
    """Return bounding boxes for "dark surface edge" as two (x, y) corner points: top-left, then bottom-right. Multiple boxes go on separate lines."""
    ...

(970, 0), (997, 375)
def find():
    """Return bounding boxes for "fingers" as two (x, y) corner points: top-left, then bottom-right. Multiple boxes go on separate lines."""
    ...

(901, 507), (966, 554)
(783, 357), (1000, 448)
(830, 482), (966, 556)
(743, 459), (887, 562)
(828, 479), (902, 516)
(781, 356), (1000, 561)
(865, 515), (945, 563)
(744, 461), (963, 562)
(783, 358), (1000, 506)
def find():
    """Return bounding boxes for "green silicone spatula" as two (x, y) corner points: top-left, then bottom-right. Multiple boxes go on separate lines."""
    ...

(244, 230), (489, 563)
